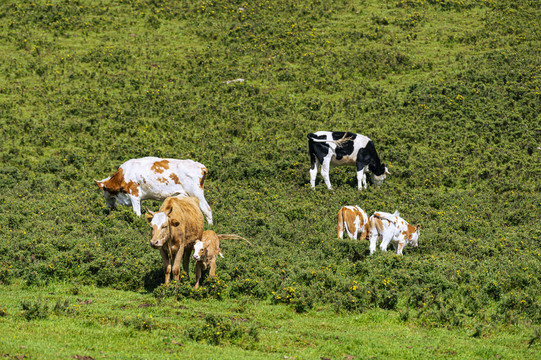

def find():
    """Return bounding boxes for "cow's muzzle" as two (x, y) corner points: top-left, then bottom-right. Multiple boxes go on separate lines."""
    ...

(149, 240), (162, 249)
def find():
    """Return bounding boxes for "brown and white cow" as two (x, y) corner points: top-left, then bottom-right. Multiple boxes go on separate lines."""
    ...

(337, 206), (370, 240)
(368, 211), (420, 256)
(145, 196), (204, 285)
(192, 231), (251, 289)
(96, 157), (213, 224)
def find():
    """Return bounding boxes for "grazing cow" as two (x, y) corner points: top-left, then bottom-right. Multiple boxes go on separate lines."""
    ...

(95, 157), (213, 224)
(307, 131), (390, 190)
(193, 231), (251, 289)
(337, 206), (370, 240)
(368, 211), (420, 256)
(145, 196), (204, 285)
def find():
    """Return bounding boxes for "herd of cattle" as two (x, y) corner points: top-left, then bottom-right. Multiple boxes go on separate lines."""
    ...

(95, 131), (421, 286)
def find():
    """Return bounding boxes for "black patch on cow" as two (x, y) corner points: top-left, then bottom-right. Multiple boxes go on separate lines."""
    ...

(307, 133), (330, 169)
(357, 140), (385, 175)
(331, 132), (357, 161)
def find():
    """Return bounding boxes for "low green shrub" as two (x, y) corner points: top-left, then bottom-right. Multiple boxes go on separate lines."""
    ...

(272, 285), (314, 313)
(123, 315), (156, 332)
(21, 298), (50, 320)
(187, 314), (259, 346)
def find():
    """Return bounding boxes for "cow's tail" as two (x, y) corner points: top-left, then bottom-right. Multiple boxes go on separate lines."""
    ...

(217, 234), (252, 245)
(337, 207), (345, 239)
(371, 214), (385, 233)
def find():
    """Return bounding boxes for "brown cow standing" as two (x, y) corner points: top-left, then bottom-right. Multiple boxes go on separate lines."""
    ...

(337, 206), (370, 240)
(145, 196), (204, 285)
(192, 230), (251, 289)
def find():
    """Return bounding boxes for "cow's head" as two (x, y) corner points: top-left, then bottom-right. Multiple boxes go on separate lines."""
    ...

(193, 240), (205, 261)
(371, 166), (391, 186)
(95, 179), (118, 209)
(408, 224), (421, 247)
(145, 207), (180, 249)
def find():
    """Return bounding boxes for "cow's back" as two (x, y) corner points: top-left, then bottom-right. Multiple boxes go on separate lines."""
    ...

(120, 157), (205, 181)
(159, 197), (204, 246)
(202, 230), (221, 258)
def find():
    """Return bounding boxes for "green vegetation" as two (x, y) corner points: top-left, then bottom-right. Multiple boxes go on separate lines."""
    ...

(0, 0), (540, 358)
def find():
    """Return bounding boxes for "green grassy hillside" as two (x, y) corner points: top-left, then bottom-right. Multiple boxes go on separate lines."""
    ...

(1, 0), (540, 357)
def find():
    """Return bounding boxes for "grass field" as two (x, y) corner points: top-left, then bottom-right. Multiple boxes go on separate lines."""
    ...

(1, 282), (539, 359)
(1, 0), (540, 358)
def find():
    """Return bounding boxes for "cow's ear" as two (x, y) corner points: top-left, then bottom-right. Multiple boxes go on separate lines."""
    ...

(95, 180), (104, 190)
(170, 219), (180, 227)
(416, 224), (421, 232)
(145, 212), (154, 223)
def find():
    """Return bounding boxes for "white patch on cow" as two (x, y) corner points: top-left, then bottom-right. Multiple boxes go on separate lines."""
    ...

(352, 215), (361, 239)
(150, 212), (168, 228)
(193, 240), (204, 261)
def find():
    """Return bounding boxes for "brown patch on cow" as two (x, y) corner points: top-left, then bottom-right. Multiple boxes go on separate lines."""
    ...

(100, 168), (140, 197)
(362, 222), (370, 240)
(101, 168), (125, 194)
(151, 159), (170, 174)
(157, 177), (169, 184)
(404, 224), (418, 240)
(169, 173), (181, 185)
(200, 167), (207, 189)
(126, 180), (139, 196)
(374, 215), (384, 233)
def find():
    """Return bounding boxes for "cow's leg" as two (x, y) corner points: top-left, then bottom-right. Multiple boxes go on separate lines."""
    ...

(209, 259), (217, 277)
(369, 233), (378, 254)
(396, 242), (405, 256)
(182, 247), (192, 279)
(379, 233), (394, 252)
(159, 248), (171, 285)
(198, 195), (213, 225)
(355, 163), (369, 190)
(357, 169), (367, 190)
(309, 157), (319, 189)
(129, 195), (142, 216)
(356, 154), (369, 190)
(321, 153), (333, 190)
(184, 187), (213, 225)
(171, 247), (184, 282)
(195, 262), (202, 289)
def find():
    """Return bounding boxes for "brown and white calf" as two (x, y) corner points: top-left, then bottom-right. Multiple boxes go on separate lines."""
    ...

(96, 157), (213, 224)
(368, 211), (420, 256)
(337, 206), (370, 240)
(145, 196), (204, 285)
(192, 231), (250, 289)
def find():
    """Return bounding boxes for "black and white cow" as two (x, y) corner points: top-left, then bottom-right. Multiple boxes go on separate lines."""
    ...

(307, 131), (390, 190)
